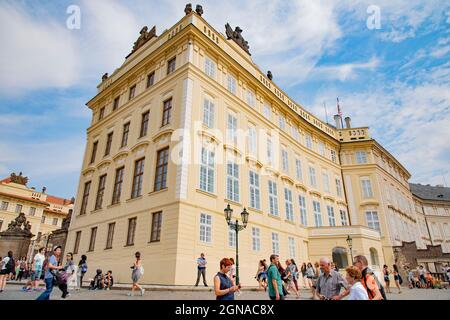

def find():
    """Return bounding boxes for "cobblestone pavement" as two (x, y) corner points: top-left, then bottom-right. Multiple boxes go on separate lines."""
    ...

(0, 284), (449, 300)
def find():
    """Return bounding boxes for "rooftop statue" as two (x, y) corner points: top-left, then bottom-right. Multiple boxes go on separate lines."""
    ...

(127, 25), (157, 58)
(185, 3), (192, 15)
(225, 23), (251, 56)
(195, 5), (203, 16)
(9, 172), (28, 185)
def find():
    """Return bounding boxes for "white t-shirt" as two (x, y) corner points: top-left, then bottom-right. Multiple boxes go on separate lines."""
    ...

(1, 257), (10, 270)
(347, 281), (369, 300)
(33, 253), (45, 271)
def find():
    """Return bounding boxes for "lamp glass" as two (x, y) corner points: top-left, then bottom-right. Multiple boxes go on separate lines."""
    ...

(241, 208), (249, 226)
(224, 204), (233, 223)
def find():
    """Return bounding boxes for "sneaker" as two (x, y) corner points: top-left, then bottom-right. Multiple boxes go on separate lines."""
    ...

(141, 288), (145, 296)
(106, 288), (110, 291)
(127, 292), (134, 297)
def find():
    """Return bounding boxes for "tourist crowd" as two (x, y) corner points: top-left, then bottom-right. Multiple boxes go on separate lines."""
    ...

(1, 248), (449, 300)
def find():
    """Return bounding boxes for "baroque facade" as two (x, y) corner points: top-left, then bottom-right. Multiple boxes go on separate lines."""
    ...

(65, 7), (449, 285)
(0, 173), (74, 255)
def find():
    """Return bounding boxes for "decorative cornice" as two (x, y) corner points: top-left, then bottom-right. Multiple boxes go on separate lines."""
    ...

(130, 140), (150, 153)
(152, 128), (174, 143)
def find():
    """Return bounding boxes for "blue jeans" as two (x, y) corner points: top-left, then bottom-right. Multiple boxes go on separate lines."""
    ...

(36, 277), (54, 300)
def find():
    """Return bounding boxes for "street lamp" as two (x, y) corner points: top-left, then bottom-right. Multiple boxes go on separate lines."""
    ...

(224, 204), (249, 286)
(346, 235), (354, 263)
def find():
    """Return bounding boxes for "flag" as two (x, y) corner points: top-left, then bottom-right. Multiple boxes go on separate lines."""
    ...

(337, 97), (342, 117)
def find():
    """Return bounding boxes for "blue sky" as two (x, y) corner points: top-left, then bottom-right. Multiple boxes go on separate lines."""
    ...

(0, 0), (449, 198)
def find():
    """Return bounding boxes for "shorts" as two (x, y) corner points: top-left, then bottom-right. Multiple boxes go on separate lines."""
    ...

(384, 276), (389, 282)
(0, 269), (9, 275)
(394, 275), (399, 281)
(257, 273), (267, 280)
(132, 269), (142, 283)
(31, 270), (42, 281)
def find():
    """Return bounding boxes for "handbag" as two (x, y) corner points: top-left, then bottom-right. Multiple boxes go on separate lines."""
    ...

(54, 271), (69, 285)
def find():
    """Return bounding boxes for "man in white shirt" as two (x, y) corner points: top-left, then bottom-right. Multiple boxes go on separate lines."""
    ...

(32, 248), (45, 291)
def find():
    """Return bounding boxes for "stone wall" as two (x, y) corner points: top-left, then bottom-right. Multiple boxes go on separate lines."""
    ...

(393, 241), (450, 282)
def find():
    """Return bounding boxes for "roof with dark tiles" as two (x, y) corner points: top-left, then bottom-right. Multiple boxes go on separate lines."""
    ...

(409, 183), (450, 202)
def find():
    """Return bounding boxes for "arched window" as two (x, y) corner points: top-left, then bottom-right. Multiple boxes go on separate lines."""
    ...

(332, 247), (349, 269)
(370, 247), (379, 267)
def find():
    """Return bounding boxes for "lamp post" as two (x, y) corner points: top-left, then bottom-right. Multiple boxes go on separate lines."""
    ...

(346, 235), (353, 263)
(224, 204), (249, 286)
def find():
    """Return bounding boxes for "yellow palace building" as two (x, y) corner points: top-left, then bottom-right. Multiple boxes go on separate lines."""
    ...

(65, 5), (450, 285)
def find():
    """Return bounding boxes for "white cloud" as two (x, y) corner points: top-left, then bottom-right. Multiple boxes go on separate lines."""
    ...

(0, 2), (80, 95)
(0, 138), (85, 178)
(311, 57), (380, 81)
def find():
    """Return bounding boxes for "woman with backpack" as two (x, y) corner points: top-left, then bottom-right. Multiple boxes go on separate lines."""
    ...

(0, 251), (14, 293)
(393, 264), (402, 293)
(17, 256), (27, 281)
(77, 254), (87, 290)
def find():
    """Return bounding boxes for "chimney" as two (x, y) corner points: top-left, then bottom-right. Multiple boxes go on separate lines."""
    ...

(344, 117), (351, 129)
(334, 114), (342, 129)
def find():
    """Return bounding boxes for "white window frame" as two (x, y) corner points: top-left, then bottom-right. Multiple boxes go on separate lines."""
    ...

(284, 188), (294, 222)
(288, 237), (296, 258)
(318, 141), (325, 156)
(252, 227), (261, 251)
(313, 201), (322, 227)
(361, 177), (373, 198)
(263, 103), (271, 120)
(366, 211), (380, 232)
(327, 205), (336, 226)
(295, 158), (303, 181)
(204, 56), (216, 78)
(282, 148), (289, 172)
(200, 147), (215, 193)
(271, 232), (280, 255)
(305, 134), (313, 149)
(340, 209), (348, 226)
(356, 151), (368, 164)
(226, 161), (240, 202)
(249, 171), (261, 210)
(248, 125), (257, 156)
(199, 213), (212, 243)
(227, 112), (238, 145)
(267, 137), (273, 165)
(227, 74), (237, 94)
(202, 98), (215, 128)
(336, 178), (343, 197)
(323, 172), (330, 193)
(279, 114), (286, 130)
(228, 225), (236, 248)
(299, 195), (307, 226)
(309, 166), (317, 187)
(268, 180), (279, 216)
(247, 90), (255, 107)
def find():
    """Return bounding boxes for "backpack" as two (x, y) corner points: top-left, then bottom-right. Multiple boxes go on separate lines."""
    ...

(81, 263), (87, 274)
(362, 269), (387, 300)
(5, 257), (15, 274)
